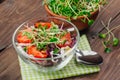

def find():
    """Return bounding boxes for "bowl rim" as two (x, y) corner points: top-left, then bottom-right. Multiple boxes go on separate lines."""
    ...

(12, 17), (80, 60)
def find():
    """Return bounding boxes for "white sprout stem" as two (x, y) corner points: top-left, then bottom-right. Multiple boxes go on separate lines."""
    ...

(107, 17), (112, 28)
(60, 22), (64, 30)
(55, 43), (61, 50)
(16, 43), (33, 46)
(102, 41), (106, 48)
(101, 21), (111, 41)
(24, 23), (29, 28)
(101, 20), (120, 39)
(83, 15), (89, 21)
(50, 51), (58, 62)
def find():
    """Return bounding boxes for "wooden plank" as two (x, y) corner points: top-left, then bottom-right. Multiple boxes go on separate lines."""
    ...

(0, 0), (47, 50)
(84, 0), (120, 78)
(0, 0), (120, 80)
(0, 46), (21, 80)
(87, 0), (120, 41)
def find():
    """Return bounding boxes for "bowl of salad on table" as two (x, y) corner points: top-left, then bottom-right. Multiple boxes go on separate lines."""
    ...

(12, 17), (80, 72)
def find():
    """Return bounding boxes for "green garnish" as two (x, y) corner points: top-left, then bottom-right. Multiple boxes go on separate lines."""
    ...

(99, 18), (120, 53)
(88, 20), (94, 26)
(37, 43), (46, 50)
(113, 38), (119, 46)
(98, 33), (106, 39)
(104, 47), (111, 53)
(53, 48), (59, 54)
(45, 0), (106, 25)
(50, 37), (58, 42)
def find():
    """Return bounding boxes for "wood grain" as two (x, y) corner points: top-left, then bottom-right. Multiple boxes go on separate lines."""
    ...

(0, 0), (120, 80)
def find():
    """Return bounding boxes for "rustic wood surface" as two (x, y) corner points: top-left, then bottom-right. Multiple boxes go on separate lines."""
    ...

(0, 0), (120, 80)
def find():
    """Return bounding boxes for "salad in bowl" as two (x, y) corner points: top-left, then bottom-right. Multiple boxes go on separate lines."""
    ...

(12, 17), (80, 72)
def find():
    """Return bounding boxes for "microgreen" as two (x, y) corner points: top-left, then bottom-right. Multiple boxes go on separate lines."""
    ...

(102, 41), (111, 53)
(37, 43), (47, 50)
(53, 48), (59, 54)
(45, 0), (106, 25)
(113, 38), (119, 46)
(88, 20), (94, 26)
(98, 33), (107, 39)
(104, 47), (111, 53)
(99, 18), (120, 53)
(50, 37), (58, 42)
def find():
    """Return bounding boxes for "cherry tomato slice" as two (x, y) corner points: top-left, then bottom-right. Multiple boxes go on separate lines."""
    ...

(27, 46), (48, 58)
(58, 32), (72, 48)
(17, 29), (32, 43)
(34, 22), (51, 29)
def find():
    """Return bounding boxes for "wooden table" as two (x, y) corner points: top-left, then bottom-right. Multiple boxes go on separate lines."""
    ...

(0, 0), (120, 80)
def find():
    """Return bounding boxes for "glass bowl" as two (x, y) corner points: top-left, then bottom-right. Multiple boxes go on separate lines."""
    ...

(12, 17), (80, 72)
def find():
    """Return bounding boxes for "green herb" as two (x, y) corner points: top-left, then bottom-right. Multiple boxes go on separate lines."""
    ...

(37, 43), (46, 50)
(53, 48), (59, 54)
(102, 41), (111, 53)
(99, 18), (120, 53)
(113, 38), (119, 46)
(50, 37), (58, 42)
(104, 47), (111, 53)
(45, 0), (106, 25)
(88, 20), (94, 26)
(99, 33), (106, 39)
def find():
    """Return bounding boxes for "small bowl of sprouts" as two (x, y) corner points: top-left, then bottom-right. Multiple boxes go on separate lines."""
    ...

(12, 17), (80, 72)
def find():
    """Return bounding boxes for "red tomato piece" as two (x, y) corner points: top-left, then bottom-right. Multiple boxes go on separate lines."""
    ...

(34, 22), (51, 29)
(58, 32), (72, 48)
(17, 29), (32, 43)
(27, 46), (48, 58)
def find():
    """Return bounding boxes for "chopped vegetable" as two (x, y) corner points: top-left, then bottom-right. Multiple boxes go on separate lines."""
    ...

(57, 32), (72, 48)
(27, 46), (48, 58)
(17, 28), (33, 43)
(34, 22), (51, 29)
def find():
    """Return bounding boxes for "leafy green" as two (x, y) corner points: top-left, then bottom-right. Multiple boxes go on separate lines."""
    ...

(37, 43), (46, 50)
(88, 20), (94, 26)
(113, 38), (119, 46)
(50, 37), (58, 42)
(98, 33), (106, 39)
(53, 48), (59, 54)
(45, 0), (106, 25)
(104, 47), (111, 53)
